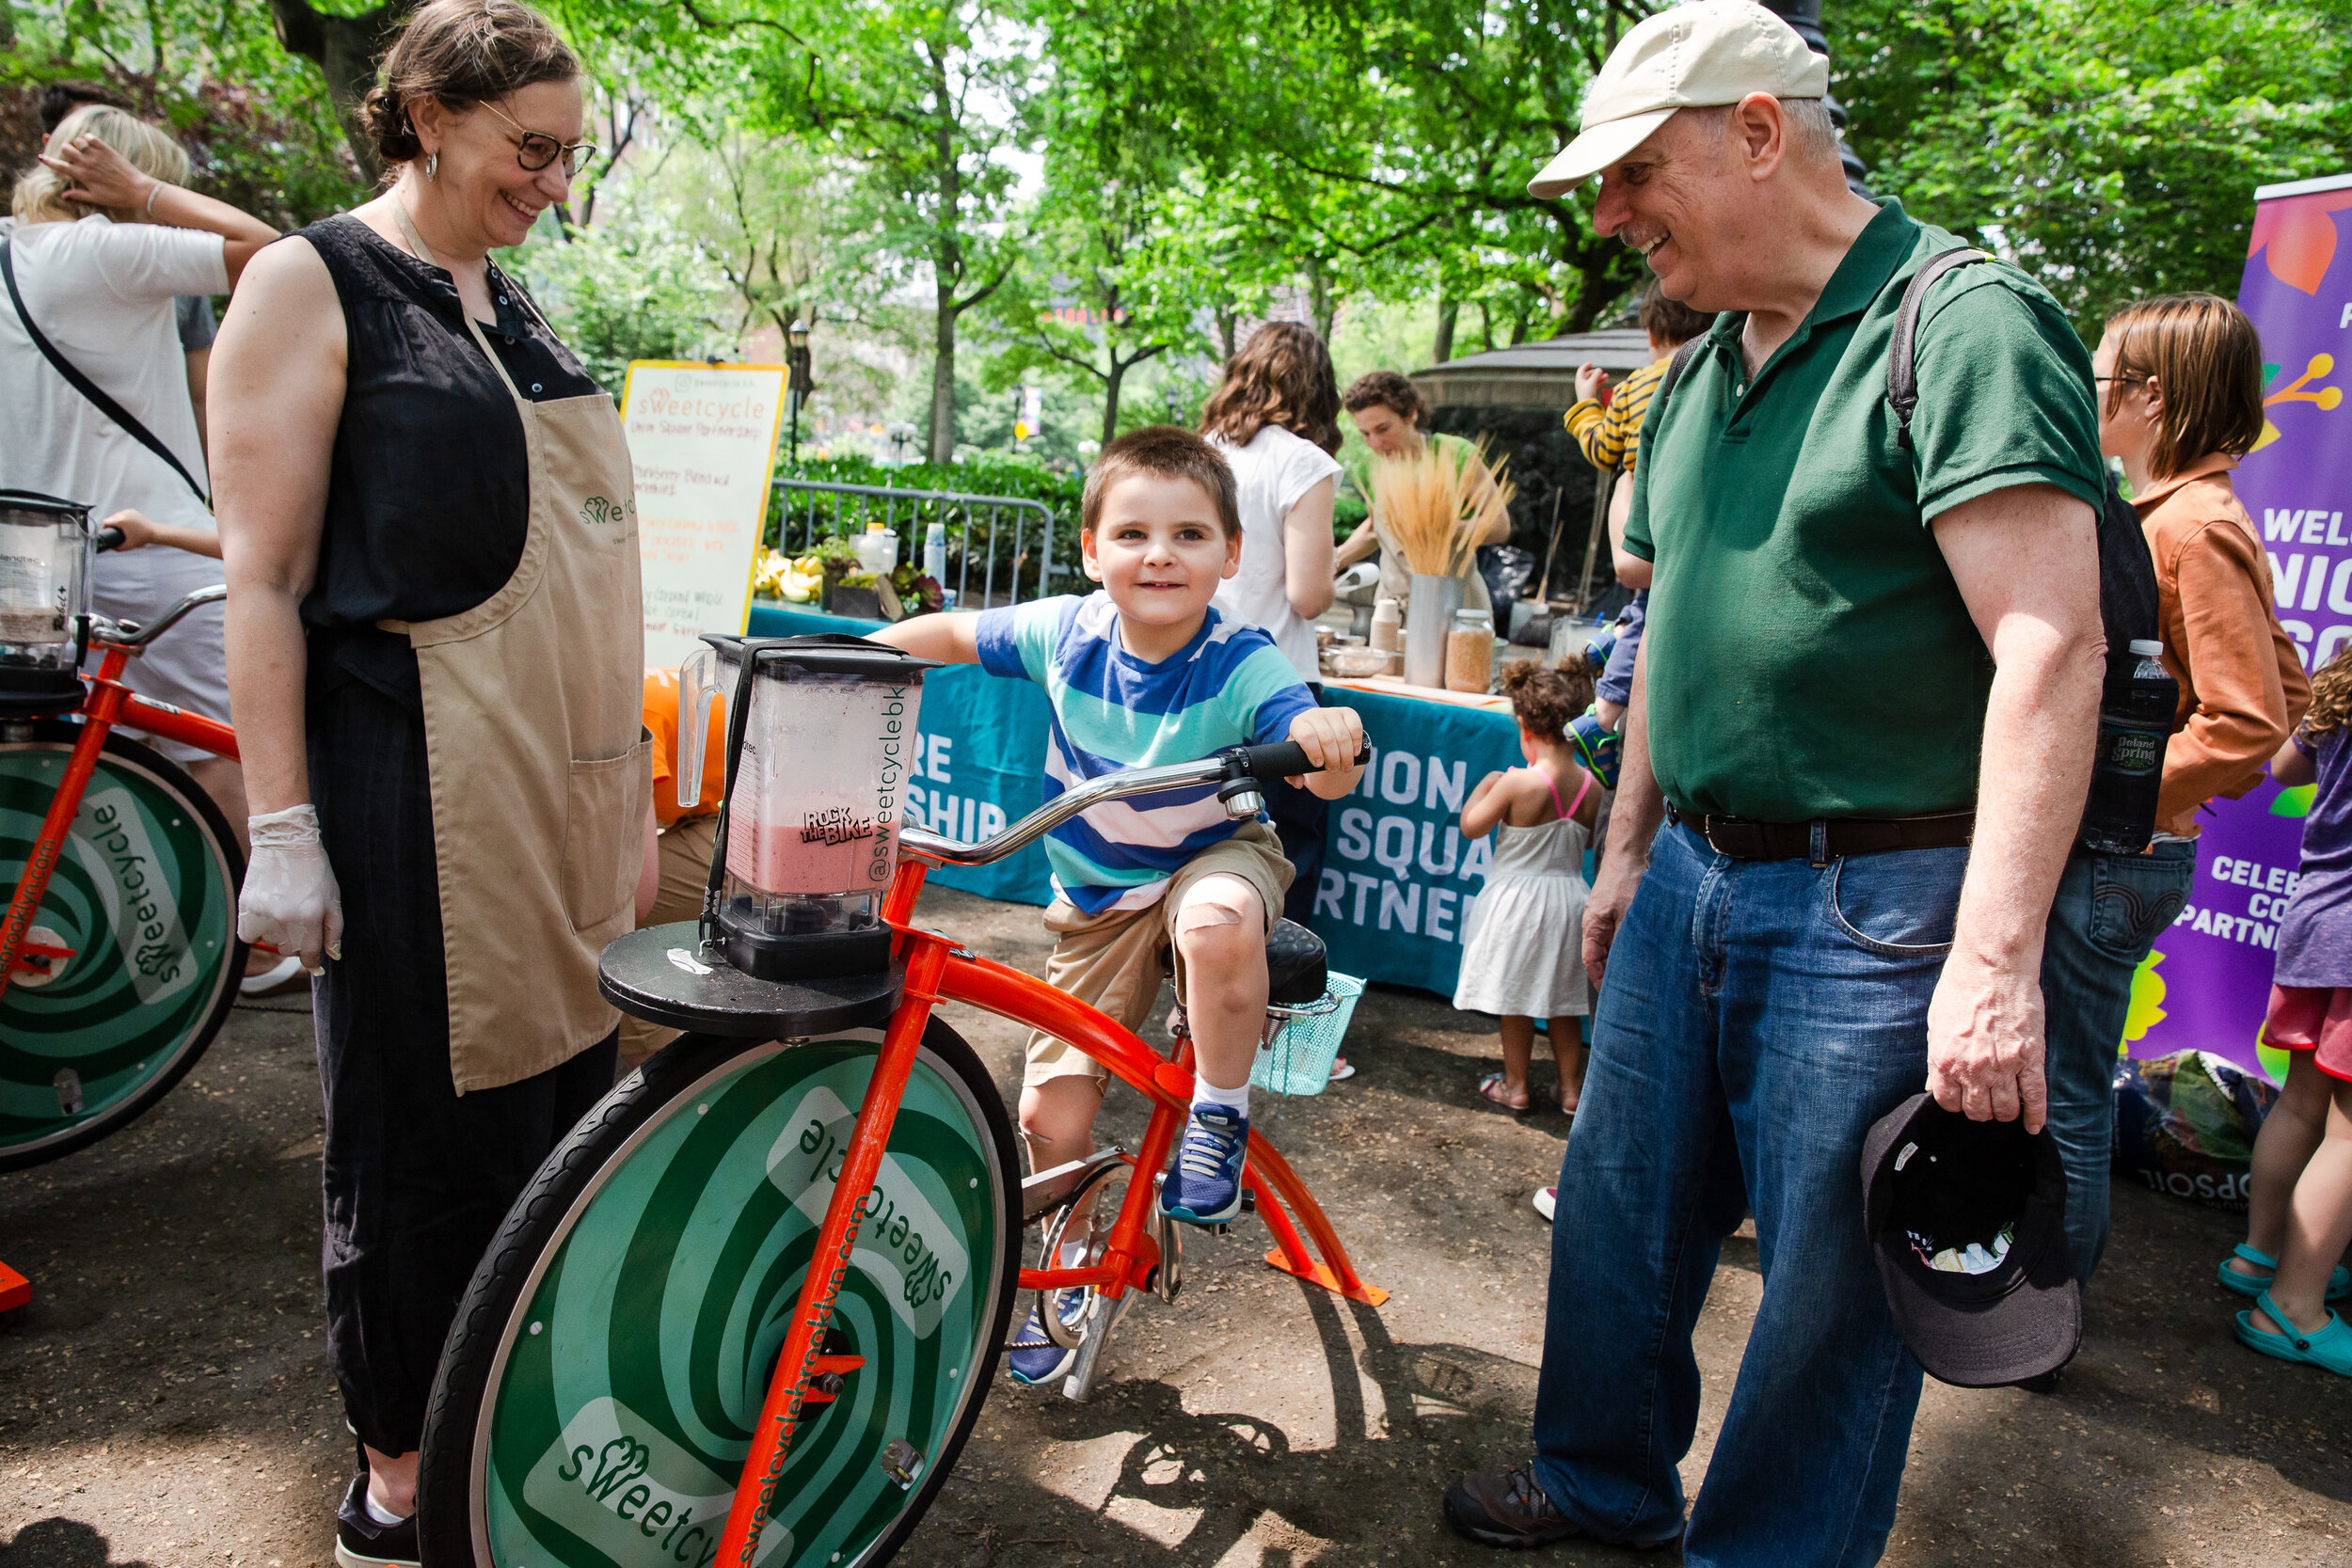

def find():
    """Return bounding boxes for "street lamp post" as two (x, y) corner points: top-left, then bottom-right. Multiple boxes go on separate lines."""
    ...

(1759, 0), (1869, 197)
(786, 318), (813, 464)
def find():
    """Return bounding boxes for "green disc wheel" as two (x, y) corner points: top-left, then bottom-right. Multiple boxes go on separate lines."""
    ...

(419, 1019), (1020, 1568)
(0, 721), (245, 1172)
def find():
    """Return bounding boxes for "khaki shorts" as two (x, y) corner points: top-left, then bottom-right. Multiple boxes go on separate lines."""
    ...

(1024, 822), (1293, 1090)
(619, 814), (720, 1069)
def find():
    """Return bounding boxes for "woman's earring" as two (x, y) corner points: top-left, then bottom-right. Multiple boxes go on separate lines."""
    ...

(425, 151), (438, 182)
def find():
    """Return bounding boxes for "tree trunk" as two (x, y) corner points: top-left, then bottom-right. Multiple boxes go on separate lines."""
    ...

(1304, 257), (1335, 342)
(1432, 295), (1457, 365)
(1215, 307), (1239, 365)
(1101, 353), (1127, 448)
(928, 278), (959, 465)
(268, 0), (419, 186)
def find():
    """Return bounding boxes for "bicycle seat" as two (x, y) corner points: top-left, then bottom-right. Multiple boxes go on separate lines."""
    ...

(1264, 919), (1327, 1006)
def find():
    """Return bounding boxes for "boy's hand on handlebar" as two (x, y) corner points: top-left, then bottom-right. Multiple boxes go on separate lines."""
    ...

(1286, 707), (1366, 799)
(101, 509), (161, 550)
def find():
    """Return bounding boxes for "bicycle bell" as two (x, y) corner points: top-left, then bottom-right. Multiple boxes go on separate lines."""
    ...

(677, 633), (942, 983)
(0, 490), (93, 718)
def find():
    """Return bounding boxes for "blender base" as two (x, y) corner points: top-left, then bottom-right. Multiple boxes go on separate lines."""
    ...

(597, 922), (903, 1038)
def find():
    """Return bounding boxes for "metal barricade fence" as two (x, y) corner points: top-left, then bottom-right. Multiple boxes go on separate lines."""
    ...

(771, 479), (1065, 609)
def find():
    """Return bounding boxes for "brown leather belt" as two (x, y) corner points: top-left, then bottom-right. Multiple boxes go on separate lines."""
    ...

(1665, 807), (1976, 863)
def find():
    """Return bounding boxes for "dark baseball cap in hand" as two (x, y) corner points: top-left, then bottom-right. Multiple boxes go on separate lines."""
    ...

(1861, 1092), (2080, 1387)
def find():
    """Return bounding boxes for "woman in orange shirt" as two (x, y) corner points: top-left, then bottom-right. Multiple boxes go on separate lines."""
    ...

(2042, 293), (2309, 1302)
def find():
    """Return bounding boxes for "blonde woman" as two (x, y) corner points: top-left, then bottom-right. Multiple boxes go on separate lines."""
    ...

(0, 105), (278, 972)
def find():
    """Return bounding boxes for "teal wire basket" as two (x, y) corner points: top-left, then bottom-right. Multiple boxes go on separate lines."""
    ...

(1251, 973), (1365, 1097)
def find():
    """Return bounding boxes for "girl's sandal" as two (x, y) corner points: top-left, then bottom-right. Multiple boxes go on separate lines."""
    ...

(2218, 1243), (2351, 1302)
(2235, 1290), (2352, 1375)
(1477, 1071), (1532, 1113)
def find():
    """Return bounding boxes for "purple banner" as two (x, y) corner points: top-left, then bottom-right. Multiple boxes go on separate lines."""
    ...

(2126, 174), (2352, 1084)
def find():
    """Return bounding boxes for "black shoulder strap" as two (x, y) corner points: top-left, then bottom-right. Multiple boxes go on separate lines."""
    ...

(2, 235), (211, 506)
(1887, 246), (1993, 451)
(1651, 335), (1708, 418)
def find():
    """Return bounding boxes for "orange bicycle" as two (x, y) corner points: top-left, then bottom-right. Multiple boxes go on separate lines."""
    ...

(415, 633), (1381, 1568)
(2, 492), (246, 1173)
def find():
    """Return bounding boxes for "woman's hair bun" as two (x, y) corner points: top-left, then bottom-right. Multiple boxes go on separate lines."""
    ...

(363, 0), (580, 172)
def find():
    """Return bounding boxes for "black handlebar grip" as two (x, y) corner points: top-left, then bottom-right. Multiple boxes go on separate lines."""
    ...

(1240, 738), (1369, 778)
(94, 526), (124, 553)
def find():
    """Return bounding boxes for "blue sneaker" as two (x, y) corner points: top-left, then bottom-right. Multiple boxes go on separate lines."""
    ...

(1161, 1103), (1248, 1226)
(1566, 707), (1620, 792)
(1006, 1290), (1086, 1386)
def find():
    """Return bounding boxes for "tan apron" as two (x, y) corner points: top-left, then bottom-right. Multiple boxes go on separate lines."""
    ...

(385, 203), (650, 1094)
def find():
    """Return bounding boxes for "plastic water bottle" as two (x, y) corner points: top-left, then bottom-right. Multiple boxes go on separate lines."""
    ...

(923, 519), (947, 584)
(2077, 638), (2178, 855)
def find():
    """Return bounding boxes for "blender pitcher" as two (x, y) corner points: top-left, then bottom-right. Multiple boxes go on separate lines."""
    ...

(0, 490), (93, 717)
(678, 634), (941, 982)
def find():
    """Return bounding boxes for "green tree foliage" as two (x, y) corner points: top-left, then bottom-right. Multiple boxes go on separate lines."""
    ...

(2, 0), (365, 229)
(511, 205), (734, 393)
(1838, 0), (2352, 331)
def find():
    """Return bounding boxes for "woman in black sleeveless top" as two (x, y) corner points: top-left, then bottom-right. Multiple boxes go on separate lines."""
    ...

(206, 3), (639, 1557)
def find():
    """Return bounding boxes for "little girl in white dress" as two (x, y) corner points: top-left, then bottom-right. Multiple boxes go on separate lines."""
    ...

(1454, 663), (1597, 1115)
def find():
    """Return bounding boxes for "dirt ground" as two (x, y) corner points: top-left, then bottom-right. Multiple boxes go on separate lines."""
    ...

(3, 883), (2348, 1568)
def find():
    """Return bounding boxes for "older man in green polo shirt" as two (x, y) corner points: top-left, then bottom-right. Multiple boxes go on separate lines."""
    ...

(1444, 4), (2106, 1562)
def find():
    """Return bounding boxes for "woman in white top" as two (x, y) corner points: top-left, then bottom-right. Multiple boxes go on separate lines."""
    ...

(1200, 321), (1343, 922)
(2, 107), (275, 905)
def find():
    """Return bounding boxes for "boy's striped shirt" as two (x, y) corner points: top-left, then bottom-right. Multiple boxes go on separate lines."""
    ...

(975, 593), (1316, 914)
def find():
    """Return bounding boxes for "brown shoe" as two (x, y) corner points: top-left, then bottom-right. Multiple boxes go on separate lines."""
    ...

(1443, 1463), (1587, 1548)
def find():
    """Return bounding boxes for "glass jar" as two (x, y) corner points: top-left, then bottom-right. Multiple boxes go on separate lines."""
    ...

(0, 490), (92, 718)
(1445, 607), (1496, 693)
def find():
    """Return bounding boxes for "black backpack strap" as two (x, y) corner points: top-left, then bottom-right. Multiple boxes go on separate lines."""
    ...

(1651, 335), (1708, 418)
(2, 235), (211, 506)
(1887, 246), (1992, 451)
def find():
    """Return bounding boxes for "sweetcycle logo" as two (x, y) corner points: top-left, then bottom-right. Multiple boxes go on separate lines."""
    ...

(764, 1085), (968, 1337)
(67, 785), (197, 1008)
(522, 1396), (766, 1567)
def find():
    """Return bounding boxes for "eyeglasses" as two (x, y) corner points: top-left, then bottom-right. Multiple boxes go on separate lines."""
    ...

(478, 99), (597, 180)
(2091, 374), (2145, 386)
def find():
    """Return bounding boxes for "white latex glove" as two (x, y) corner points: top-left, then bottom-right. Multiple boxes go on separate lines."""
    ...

(239, 804), (344, 972)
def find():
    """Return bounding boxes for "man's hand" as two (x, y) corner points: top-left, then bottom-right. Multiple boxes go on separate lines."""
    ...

(1287, 705), (1366, 799)
(1575, 363), (1608, 404)
(1582, 852), (1640, 991)
(1925, 953), (2048, 1131)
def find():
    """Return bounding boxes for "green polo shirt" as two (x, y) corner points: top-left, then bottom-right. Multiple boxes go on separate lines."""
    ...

(1623, 199), (2104, 822)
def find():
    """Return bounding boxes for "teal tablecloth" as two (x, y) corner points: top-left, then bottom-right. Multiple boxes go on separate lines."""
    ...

(742, 604), (1526, 998)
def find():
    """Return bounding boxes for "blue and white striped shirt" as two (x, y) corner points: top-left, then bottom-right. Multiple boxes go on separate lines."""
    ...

(975, 593), (1317, 914)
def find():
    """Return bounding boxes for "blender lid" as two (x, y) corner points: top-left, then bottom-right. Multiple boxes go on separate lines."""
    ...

(0, 489), (92, 521)
(699, 631), (944, 679)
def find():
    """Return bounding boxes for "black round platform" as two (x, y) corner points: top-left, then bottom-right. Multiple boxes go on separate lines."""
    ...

(598, 923), (903, 1038)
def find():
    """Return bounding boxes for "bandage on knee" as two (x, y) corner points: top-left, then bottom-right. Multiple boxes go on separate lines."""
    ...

(1176, 900), (1248, 933)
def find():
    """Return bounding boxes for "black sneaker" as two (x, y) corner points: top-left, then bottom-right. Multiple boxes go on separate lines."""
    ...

(1443, 1462), (1680, 1551)
(336, 1474), (420, 1568)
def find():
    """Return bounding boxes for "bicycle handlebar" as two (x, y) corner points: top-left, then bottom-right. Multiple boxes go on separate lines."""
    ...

(85, 582), (227, 652)
(94, 526), (125, 553)
(898, 738), (1368, 867)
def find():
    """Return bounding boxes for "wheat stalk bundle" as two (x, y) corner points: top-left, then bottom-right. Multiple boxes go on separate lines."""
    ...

(1374, 436), (1517, 578)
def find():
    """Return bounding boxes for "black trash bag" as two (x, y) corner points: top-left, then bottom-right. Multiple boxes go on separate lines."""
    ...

(1477, 544), (1536, 612)
(2111, 1049), (2280, 1212)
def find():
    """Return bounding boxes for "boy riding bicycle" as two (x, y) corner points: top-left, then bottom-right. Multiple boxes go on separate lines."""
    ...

(877, 425), (1365, 1383)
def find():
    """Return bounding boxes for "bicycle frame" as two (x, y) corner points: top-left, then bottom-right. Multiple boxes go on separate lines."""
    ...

(710, 848), (1387, 1566)
(1, 635), (238, 996)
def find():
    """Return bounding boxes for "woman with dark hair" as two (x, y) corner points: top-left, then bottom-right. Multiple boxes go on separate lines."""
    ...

(1336, 369), (1509, 618)
(1200, 321), (1343, 922)
(209, 1), (644, 1557)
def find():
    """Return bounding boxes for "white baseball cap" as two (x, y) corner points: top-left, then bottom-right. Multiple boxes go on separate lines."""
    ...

(1527, 0), (1830, 198)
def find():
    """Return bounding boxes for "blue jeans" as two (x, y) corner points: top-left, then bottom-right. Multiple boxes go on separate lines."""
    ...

(1596, 591), (1645, 706)
(1533, 822), (1965, 1566)
(2037, 839), (2197, 1282)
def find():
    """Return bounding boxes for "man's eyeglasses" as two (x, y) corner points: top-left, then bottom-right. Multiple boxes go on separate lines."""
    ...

(479, 99), (596, 180)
